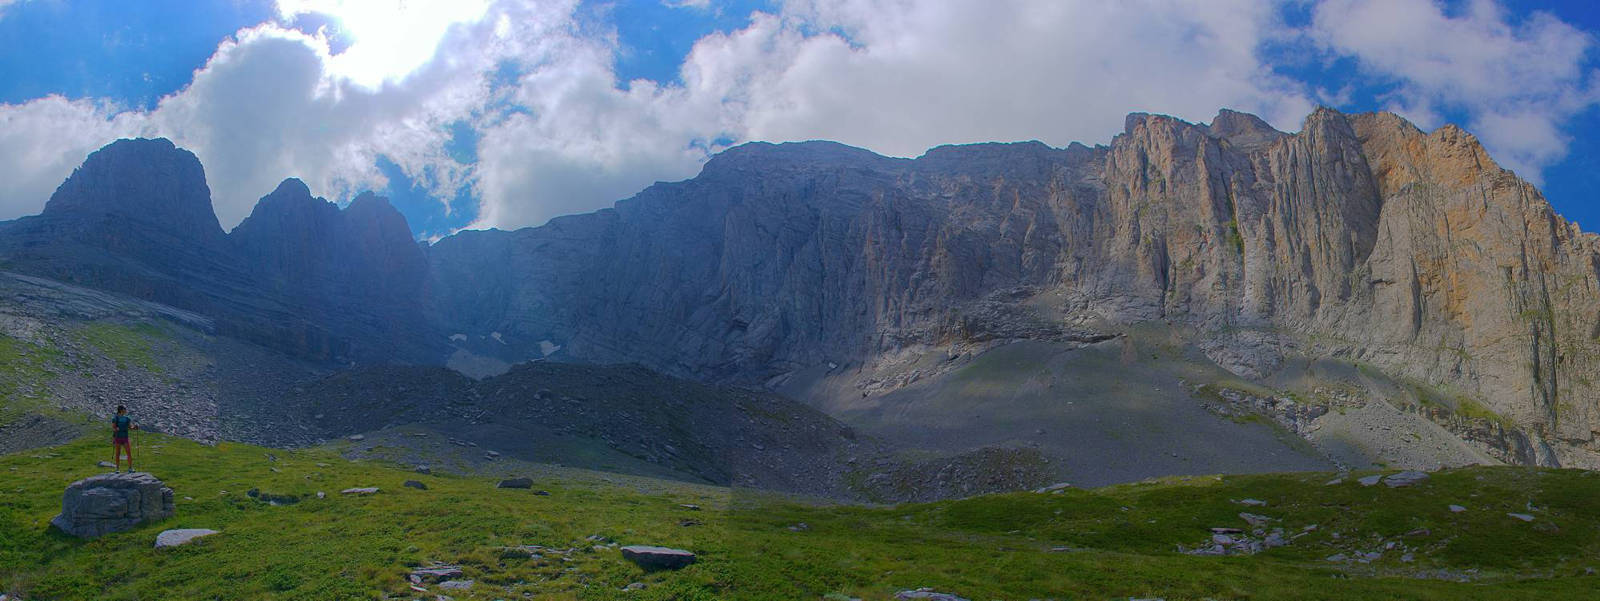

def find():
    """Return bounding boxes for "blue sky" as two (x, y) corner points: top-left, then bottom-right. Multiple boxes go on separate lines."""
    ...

(1, 0), (1598, 238)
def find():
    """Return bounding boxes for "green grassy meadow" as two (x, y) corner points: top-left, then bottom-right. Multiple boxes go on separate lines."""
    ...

(3, 435), (1599, 600)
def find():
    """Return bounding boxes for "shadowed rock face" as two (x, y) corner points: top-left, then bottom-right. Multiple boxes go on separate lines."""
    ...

(232, 180), (434, 362)
(427, 108), (1600, 467)
(0, 141), (438, 364)
(51, 472), (175, 539)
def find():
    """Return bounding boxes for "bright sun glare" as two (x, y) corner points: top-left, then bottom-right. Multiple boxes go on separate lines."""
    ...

(276, 0), (492, 88)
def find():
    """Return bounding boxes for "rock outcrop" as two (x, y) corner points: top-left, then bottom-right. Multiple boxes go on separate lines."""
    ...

(231, 180), (434, 361)
(619, 545), (696, 570)
(426, 107), (1600, 469)
(51, 472), (175, 538)
(0, 140), (440, 364)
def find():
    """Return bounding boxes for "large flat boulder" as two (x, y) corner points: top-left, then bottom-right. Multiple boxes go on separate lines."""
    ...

(620, 545), (696, 570)
(51, 472), (175, 539)
(155, 528), (219, 548)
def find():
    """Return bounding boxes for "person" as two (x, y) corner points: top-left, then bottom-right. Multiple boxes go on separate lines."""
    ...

(112, 405), (138, 473)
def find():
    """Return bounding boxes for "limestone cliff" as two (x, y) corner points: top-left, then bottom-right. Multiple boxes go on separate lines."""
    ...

(428, 107), (1600, 468)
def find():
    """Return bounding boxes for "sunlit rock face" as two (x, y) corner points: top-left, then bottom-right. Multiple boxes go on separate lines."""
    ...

(427, 108), (1600, 467)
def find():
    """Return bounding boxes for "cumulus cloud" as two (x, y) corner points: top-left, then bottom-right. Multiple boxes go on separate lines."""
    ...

(5, 0), (1595, 234)
(152, 24), (478, 226)
(0, 13), (487, 227)
(0, 96), (150, 219)
(1310, 0), (1599, 181)
(470, 0), (1321, 228)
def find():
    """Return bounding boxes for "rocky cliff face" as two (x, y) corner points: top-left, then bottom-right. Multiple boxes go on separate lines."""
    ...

(231, 180), (435, 362)
(0, 139), (439, 364)
(427, 107), (1600, 468)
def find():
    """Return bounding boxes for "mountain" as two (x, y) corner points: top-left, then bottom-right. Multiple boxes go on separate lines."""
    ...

(0, 139), (439, 364)
(427, 107), (1600, 472)
(231, 179), (435, 362)
(6, 107), (1599, 488)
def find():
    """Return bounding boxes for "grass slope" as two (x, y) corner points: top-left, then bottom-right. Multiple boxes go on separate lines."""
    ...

(3, 436), (1600, 600)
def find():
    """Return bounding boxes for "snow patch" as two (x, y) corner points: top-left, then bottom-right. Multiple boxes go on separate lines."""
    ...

(539, 340), (562, 356)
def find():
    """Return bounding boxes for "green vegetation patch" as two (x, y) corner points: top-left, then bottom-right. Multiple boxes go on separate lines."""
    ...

(74, 322), (169, 373)
(4, 436), (1600, 599)
(0, 334), (68, 428)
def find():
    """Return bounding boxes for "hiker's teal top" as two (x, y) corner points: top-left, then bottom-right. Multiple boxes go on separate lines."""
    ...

(113, 415), (131, 437)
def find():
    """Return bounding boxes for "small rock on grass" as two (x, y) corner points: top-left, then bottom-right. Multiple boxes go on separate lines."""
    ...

(893, 589), (970, 601)
(347, 434), (365, 441)
(404, 480), (427, 490)
(340, 487), (379, 495)
(1358, 475), (1383, 486)
(1449, 504), (1467, 513)
(1234, 498), (1267, 507)
(410, 565), (464, 582)
(439, 580), (473, 590)
(1239, 513), (1275, 527)
(1508, 513), (1535, 522)
(97, 461), (115, 468)
(155, 528), (219, 548)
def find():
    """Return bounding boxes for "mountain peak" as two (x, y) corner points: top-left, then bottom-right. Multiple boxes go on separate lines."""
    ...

(43, 137), (224, 243)
(270, 177), (312, 199)
(1206, 108), (1285, 149)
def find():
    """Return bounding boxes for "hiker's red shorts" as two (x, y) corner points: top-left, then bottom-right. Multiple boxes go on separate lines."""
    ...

(113, 436), (129, 445)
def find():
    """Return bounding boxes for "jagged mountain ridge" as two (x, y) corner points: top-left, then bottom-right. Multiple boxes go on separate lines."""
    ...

(3, 107), (1598, 474)
(0, 139), (439, 363)
(427, 107), (1600, 469)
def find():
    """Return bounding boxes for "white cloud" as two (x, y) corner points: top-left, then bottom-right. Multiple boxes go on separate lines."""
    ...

(0, 96), (150, 220)
(686, 0), (1315, 157)
(275, 0), (493, 89)
(1310, 0), (1598, 181)
(0, 0), (1323, 230)
(16, 0), (1591, 234)
(470, 0), (1320, 228)
(0, 12), (489, 227)
(150, 24), (479, 227)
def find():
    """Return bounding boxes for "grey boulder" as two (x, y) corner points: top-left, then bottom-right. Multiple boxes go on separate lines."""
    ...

(1383, 471), (1430, 488)
(620, 545), (696, 570)
(155, 528), (219, 548)
(51, 472), (174, 539)
(894, 589), (971, 601)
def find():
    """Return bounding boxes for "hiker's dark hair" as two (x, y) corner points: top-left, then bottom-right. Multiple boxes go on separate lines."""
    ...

(116, 405), (126, 413)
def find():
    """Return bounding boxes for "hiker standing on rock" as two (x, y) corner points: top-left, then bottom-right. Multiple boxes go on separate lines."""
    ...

(112, 405), (138, 473)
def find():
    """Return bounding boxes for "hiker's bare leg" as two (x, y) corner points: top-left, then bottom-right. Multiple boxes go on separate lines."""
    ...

(112, 443), (119, 470)
(124, 443), (133, 472)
